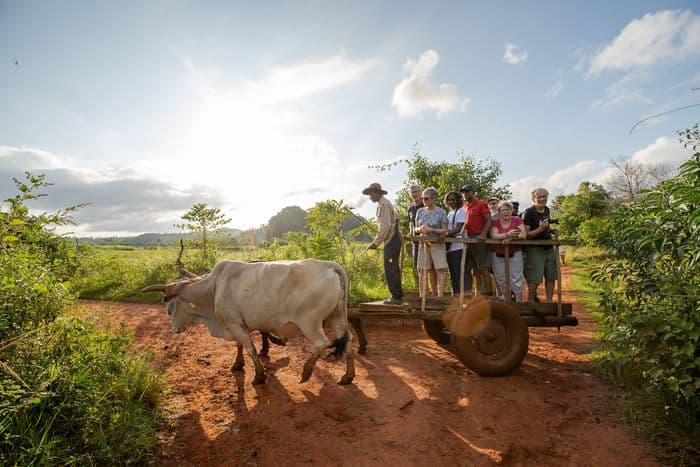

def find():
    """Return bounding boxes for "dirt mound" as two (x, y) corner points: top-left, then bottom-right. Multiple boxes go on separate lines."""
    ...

(79, 266), (656, 466)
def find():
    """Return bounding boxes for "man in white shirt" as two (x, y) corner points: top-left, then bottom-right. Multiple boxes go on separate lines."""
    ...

(364, 183), (403, 305)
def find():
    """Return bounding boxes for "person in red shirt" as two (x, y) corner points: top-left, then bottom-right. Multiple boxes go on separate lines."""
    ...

(460, 184), (492, 295)
(490, 201), (527, 301)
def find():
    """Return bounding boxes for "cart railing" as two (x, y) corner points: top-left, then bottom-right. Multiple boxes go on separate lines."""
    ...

(401, 235), (576, 317)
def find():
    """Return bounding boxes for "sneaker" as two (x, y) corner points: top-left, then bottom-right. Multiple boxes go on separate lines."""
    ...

(383, 297), (403, 305)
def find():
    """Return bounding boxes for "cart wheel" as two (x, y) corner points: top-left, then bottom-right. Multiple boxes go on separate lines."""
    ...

(422, 319), (450, 345)
(449, 298), (529, 376)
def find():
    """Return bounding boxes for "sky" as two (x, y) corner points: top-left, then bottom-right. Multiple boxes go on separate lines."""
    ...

(1, 1), (699, 236)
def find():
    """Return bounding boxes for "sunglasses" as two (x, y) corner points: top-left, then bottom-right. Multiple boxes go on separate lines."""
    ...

(422, 197), (434, 201)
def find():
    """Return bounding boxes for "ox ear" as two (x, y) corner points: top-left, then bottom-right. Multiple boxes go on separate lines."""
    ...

(141, 284), (166, 293)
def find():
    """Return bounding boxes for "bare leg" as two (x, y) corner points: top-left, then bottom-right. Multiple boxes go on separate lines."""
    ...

(545, 280), (555, 302)
(435, 269), (446, 297)
(527, 282), (539, 302)
(428, 269), (437, 296)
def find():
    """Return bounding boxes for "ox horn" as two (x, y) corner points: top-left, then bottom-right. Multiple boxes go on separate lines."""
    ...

(179, 268), (200, 279)
(140, 284), (167, 293)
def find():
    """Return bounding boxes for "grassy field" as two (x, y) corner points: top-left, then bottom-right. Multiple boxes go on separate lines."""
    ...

(72, 242), (420, 306)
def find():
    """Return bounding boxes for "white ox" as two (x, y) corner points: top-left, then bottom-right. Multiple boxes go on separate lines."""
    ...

(141, 259), (355, 385)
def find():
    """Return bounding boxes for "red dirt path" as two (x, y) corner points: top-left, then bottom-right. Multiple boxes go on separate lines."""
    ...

(79, 266), (657, 466)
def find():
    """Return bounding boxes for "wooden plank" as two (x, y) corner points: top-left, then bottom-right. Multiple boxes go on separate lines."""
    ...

(358, 301), (409, 312)
(511, 302), (572, 316)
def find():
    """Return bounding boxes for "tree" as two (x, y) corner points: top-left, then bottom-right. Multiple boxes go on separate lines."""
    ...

(283, 200), (369, 263)
(551, 181), (611, 240)
(175, 203), (231, 263)
(374, 145), (511, 228)
(605, 155), (673, 202)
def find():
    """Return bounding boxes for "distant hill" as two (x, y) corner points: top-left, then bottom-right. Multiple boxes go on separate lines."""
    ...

(76, 206), (373, 246)
(76, 228), (243, 246)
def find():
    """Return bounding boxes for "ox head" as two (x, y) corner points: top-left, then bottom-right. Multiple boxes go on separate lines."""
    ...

(141, 276), (202, 334)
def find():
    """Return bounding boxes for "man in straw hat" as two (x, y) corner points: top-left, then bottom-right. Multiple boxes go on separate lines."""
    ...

(364, 182), (404, 305)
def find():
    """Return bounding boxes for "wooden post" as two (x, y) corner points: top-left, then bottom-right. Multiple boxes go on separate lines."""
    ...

(421, 240), (428, 314)
(555, 244), (562, 318)
(459, 241), (468, 307)
(504, 244), (511, 303)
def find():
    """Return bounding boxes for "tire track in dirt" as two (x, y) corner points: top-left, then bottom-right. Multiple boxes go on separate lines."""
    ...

(79, 265), (657, 466)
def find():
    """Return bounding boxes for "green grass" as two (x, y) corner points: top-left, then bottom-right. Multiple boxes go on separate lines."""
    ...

(0, 312), (167, 465)
(72, 242), (420, 306)
(568, 246), (607, 314)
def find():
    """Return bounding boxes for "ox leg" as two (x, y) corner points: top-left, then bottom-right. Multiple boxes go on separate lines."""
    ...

(328, 314), (356, 385)
(300, 325), (330, 383)
(339, 331), (355, 385)
(231, 329), (266, 385)
(231, 341), (245, 372)
(259, 332), (270, 357)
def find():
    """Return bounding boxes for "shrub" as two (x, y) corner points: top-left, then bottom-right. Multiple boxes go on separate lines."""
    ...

(0, 315), (165, 465)
(591, 136), (699, 403)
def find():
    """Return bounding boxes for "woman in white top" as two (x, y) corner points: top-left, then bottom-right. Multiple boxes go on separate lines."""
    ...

(416, 187), (449, 297)
(444, 191), (469, 295)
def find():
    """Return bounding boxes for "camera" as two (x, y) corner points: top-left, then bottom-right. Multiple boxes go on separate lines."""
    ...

(549, 218), (560, 224)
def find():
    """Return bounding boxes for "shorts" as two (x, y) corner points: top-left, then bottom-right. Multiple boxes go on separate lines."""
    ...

(417, 241), (448, 270)
(466, 242), (490, 269)
(525, 246), (557, 284)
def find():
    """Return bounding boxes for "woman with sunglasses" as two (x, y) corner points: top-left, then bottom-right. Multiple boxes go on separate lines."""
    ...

(415, 187), (448, 297)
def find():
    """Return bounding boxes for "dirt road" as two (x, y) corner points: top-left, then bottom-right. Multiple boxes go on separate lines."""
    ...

(80, 266), (656, 466)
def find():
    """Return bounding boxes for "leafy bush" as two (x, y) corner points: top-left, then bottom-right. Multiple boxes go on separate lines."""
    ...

(1, 172), (167, 464)
(0, 248), (72, 342)
(576, 215), (615, 246)
(591, 131), (699, 403)
(0, 315), (165, 465)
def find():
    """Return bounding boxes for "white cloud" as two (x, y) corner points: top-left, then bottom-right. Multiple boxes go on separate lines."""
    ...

(591, 87), (653, 110)
(250, 55), (379, 103)
(0, 146), (228, 236)
(591, 72), (654, 110)
(508, 160), (607, 206)
(630, 136), (691, 165)
(508, 137), (692, 207)
(503, 43), (528, 65)
(391, 49), (470, 118)
(587, 9), (700, 77)
(545, 80), (564, 99)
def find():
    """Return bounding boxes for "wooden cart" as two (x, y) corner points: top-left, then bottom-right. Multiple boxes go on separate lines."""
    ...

(348, 237), (577, 376)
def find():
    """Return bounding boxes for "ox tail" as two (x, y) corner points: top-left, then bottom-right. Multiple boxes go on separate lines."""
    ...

(332, 261), (349, 321)
(326, 262), (350, 359)
(327, 332), (349, 359)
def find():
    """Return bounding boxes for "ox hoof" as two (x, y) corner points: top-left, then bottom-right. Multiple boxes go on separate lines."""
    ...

(252, 374), (267, 385)
(338, 374), (355, 385)
(300, 370), (312, 383)
(231, 363), (244, 372)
